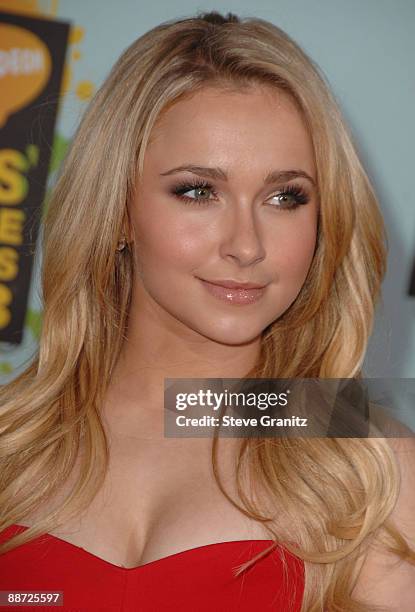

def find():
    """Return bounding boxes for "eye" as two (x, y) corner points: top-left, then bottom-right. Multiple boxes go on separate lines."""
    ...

(170, 180), (311, 209)
(171, 180), (217, 205)
(267, 184), (310, 210)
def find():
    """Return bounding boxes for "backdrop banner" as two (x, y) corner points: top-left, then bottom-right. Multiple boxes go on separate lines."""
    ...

(0, 11), (69, 344)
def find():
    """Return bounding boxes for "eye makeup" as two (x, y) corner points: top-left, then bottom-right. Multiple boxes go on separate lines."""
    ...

(169, 178), (311, 210)
(171, 179), (219, 206)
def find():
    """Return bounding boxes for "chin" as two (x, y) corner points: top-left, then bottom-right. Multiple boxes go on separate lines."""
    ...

(195, 321), (264, 347)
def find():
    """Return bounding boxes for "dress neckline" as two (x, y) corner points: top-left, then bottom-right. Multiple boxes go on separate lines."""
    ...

(11, 524), (276, 573)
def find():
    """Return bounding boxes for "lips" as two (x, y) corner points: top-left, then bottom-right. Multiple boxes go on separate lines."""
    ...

(198, 278), (267, 305)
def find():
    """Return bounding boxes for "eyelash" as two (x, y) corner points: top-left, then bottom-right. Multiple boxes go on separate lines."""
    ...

(170, 179), (310, 210)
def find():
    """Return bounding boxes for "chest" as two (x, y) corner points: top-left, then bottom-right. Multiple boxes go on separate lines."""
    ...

(24, 436), (272, 569)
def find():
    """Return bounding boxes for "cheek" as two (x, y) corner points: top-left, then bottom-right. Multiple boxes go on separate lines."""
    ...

(272, 220), (317, 282)
(134, 208), (208, 270)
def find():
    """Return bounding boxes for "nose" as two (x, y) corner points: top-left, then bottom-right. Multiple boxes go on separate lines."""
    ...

(219, 205), (266, 267)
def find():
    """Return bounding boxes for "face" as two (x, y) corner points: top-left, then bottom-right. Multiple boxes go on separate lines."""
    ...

(129, 85), (319, 346)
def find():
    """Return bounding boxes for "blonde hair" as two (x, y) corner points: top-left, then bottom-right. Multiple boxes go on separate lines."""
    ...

(0, 11), (413, 611)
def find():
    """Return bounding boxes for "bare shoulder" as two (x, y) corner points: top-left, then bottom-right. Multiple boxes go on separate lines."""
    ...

(368, 402), (415, 438)
(352, 435), (415, 611)
(387, 435), (415, 539)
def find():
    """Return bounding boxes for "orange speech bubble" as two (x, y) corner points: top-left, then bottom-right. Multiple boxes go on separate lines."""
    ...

(0, 23), (51, 128)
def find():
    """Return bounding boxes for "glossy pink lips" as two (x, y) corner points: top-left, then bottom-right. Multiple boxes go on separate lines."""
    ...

(199, 279), (266, 305)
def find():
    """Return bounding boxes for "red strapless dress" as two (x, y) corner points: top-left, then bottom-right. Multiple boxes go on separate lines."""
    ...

(0, 524), (304, 611)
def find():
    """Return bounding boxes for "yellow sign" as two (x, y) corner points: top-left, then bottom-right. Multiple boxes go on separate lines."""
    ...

(0, 23), (51, 127)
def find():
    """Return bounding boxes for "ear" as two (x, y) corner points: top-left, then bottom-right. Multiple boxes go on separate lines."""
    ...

(122, 204), (135, 245)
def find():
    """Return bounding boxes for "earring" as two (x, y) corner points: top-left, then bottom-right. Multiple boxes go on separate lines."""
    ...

(116, 235), (127, 252)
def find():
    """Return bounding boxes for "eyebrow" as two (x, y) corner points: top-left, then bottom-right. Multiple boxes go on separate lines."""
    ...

(160, 164), (316, 187)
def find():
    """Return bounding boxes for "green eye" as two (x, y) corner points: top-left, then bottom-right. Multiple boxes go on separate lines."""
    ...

(172, 180), (217, 205)
(188, 186), (213, 200)
(268, 185), (310, 210)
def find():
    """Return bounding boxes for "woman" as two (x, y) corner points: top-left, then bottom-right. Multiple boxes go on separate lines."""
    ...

(0, 10), (414, 611)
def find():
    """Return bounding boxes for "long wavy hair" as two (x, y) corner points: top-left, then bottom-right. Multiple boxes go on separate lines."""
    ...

(1, 11), (414, 611)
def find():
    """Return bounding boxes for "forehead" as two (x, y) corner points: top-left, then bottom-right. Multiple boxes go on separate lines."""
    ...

(146, 85), (315, 175)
